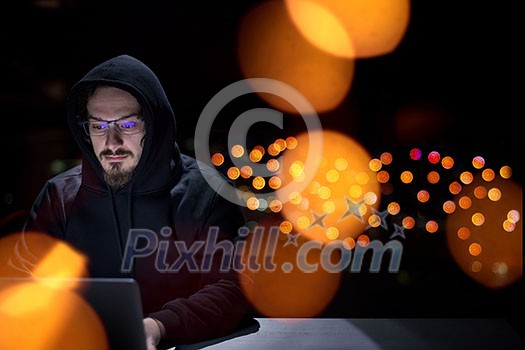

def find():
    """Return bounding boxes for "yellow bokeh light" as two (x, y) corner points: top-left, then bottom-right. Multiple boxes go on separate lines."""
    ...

(400, 170), (413, 184)
(326, 227), (339, 240)
(279, 130), (381, 243)
(308, 181), (321, 194)
(285, 0), (410, 58)
(335, 157), (348, 171)
(443, 200), (456, 214)
(471, 212), (485, 226)
(227, 167), (240, 180)
(280, 221), (293, 234)
(33, 244), (87, 280)
(252, 176), (266, 190)
(318, 186), (332, 200)
(369, 158), (382, 172)
(249, 149), (263, 163)
(460, 171), (474, 185)
(322, 201), (336, 214)
(368, 214), (381, 228)
(289, 191), (303, 205)
(325, 169), (340, 183)
(297, 215), (311, 230)
(289, 161), (305, 178)
(246, 197), (260, 211)
(441, 156), (454, 169)
(472, 156), (485, 169)
(364, 192), (379, 206)
(294, 172), (306, 183)
(482, 168), (495, 182)
(355, 172), (370, 185)
(488, 188), (502, 201)
(387, 202), (400, 216)
(499, 165), (512, 179)
(503, 220), (516, 233)
(348, 185), (362, 199)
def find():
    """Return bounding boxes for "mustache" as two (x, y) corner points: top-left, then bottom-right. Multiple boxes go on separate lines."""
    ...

(99, 149), (134, 158)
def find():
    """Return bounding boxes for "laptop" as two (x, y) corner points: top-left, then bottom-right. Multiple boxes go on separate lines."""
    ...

(0, 277), (147, 350)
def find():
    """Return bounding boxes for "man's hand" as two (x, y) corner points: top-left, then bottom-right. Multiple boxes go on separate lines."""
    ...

(143, 317), (165, 350)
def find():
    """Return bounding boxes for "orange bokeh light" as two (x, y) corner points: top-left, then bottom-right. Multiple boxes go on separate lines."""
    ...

(402, 216), (415, 229)
(237, 0), (354, 114)
(0, 280), (108, 350)
(446, 174), (522, 289)
(227, 167), (240, 180)
(239, 215), (342, 317)
(0, 232), (88, 279)
(211, 152), (224, 166)
(285, 0), (410, 58)
(0, 233), (105, 349)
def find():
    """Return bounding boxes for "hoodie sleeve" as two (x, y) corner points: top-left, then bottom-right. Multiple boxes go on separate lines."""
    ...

(146, 190), (253, 345)
(23, 181), (66, 238)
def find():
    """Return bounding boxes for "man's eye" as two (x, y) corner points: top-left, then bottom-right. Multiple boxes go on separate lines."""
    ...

(91, 123), (108, 130)
(120, 121), (136, 129)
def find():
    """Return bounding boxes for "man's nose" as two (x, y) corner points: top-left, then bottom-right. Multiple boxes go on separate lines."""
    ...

(104, 125), (124, 149)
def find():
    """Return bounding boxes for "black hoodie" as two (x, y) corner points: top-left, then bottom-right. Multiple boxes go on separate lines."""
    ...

(21, 55), (250, 345)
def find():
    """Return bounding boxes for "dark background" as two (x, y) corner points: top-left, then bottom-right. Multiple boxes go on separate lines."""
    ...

(1, 0), (523, 340)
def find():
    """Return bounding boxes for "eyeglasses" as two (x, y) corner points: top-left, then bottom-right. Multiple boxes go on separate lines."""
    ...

(81, 115), (145, 137)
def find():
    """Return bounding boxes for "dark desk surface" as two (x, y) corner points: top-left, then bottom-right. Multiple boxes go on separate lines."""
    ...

(174, 318), (525, 350)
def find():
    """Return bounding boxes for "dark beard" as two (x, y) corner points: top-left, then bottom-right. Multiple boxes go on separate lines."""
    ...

(103, 162), (134, 188)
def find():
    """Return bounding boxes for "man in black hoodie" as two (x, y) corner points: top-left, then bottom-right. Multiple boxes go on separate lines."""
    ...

(17, 55), (250, 348)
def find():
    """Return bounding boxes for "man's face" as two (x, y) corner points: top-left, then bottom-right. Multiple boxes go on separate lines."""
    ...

(86, 86), (145, 188)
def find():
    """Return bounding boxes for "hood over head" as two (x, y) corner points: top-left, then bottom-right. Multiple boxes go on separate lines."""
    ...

(66, 54), (179, 193)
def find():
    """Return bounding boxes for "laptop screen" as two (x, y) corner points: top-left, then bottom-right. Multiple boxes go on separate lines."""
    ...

(0, 277), (147, 350)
